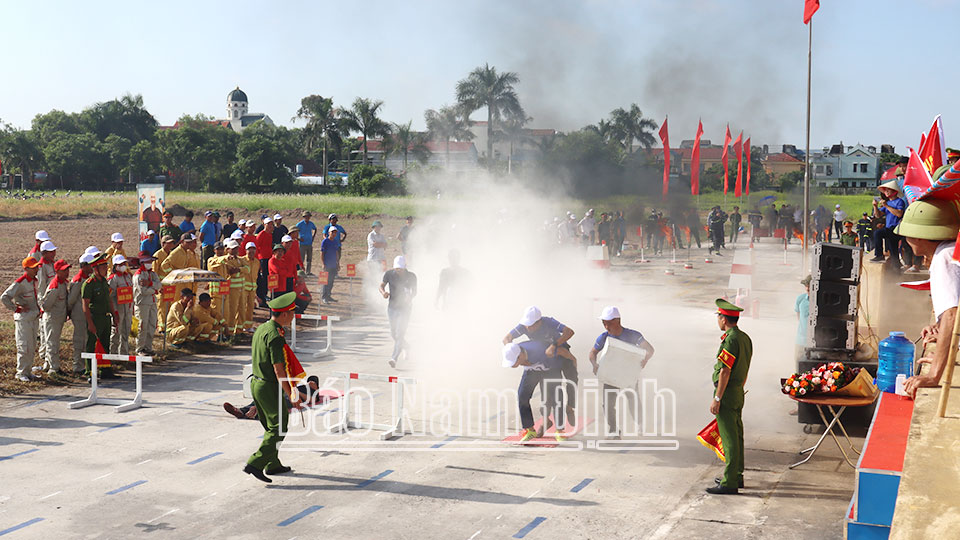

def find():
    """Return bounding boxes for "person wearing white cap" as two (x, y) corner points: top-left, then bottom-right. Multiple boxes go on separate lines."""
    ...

(84, 246), (101, 257)
(502, 341), (565, 442)
(831, 203), (847, 242)
(140, 229), (159, 256)
(380, 255), (418, 367)
(108, 255), (134, 355)
(29, 230), (52, 261)
(222, 240), (245, 339)
(272, 214), (288, 245)
(133, 252), (161, 355)
(589, 306), (655, 438)
(67, 253), (96, 373)
(36, 240), (58, 297)
(579, 210), (596, 245)
(240, 241), (259, 332)
(207, 242), (230, 336)
(294, 211), (318, 274)
(502, 306), (578, 427)
(104, 232), (126, 264)
(319, 227), (340, 303)
(870, 180), (907, 266)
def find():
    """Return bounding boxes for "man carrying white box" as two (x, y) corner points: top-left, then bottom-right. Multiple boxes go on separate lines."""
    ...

(589, 306), (655, 438)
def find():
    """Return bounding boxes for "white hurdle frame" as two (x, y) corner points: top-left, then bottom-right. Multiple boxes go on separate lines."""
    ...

(328, 371), (416, 440)
(70, 353), (153, 413)
(289, 313), (340, 355)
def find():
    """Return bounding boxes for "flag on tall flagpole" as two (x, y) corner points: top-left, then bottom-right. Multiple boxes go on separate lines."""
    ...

(733, 131), (743, 198)
(659, 117), (670, 199)
(803, 0), (819, 23)
(918, 115), (946, 176)
(744, 137), (752, 196)
(722, 125), (732, 195)
(691, 120), (703, 196)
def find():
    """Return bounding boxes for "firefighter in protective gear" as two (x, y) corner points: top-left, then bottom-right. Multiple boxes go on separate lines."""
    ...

(206, 242), (229, 339)
(108, 255), (134, 355)
(194, 292), (223, 341)
(39, 259), (72, 374)
(242, 242), (259, 332)
(2, 257), (42, 381)
(166, 288), (208, 346)
(161, 233), (201, 291)
(134, 252), (161, 355)
(222, 239), (245, 336)
(154, 235), (177, 332)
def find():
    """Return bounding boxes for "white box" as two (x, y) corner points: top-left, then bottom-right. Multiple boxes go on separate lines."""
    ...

(597, 336), (646, 388)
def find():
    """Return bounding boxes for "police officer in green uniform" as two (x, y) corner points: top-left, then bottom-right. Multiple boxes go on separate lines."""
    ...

(707, 298), (752, 495)
(243, 291), (300, 483)
(81, 253), (117, 378)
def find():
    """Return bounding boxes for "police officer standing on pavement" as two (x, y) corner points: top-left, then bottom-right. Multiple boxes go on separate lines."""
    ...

(707, 299), (752, 495)
(2, 257), (43, 382)
(243, 291), (300, 483)
(82, 253), (117, 378)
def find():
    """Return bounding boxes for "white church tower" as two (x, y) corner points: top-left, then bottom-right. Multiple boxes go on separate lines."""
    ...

(227, 87), (249, 129)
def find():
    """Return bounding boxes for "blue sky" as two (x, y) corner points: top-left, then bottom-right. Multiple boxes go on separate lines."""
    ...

(2, 0), (958, 153)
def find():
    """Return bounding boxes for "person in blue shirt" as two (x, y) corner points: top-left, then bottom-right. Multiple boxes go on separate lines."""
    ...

(322, 213), (347, 252)
(294, 211), (319, 275)
(198, 211), (221, 269)
(589, 306), (655, 437)
(502, 340), (565, 442)
(179, 210), (196, 234)
(795, 276), (810, 360)
(503, 306), (578, 430)
(139, 230), (159, 256)
(870, 180), (907, 267)
(319, 228), (341, 303)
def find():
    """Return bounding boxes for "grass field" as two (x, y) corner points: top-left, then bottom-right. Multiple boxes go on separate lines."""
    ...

(0, 189), (879, 221)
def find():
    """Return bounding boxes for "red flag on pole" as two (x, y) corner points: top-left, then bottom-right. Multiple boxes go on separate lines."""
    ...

(733, 131), (743, 198)
(803, 0), (819, 24)
(744, 137), (752, 196)
(721, 125), (732, 195)
(691, 120), (703, 196)
(918, 115), (946, 175)
(659, 117), (670, 200)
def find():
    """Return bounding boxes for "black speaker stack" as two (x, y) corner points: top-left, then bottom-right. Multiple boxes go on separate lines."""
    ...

(799, 243), (877, 425)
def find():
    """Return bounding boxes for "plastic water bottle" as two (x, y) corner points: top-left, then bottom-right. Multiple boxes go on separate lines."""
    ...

(877, 331), (915, 393)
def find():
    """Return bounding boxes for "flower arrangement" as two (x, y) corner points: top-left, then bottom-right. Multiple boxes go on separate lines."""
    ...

(782, 362), (860, 397)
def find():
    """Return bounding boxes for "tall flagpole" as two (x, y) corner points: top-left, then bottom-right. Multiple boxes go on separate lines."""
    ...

(802, 19), (813, 273)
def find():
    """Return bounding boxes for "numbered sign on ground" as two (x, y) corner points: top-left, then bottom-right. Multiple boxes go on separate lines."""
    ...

(267, 273), (279, 290)
(346, 264), (356, 277)
(318, 271), (329, 285)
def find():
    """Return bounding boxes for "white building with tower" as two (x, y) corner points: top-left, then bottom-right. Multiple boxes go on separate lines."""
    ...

(225, 86), (274, 132)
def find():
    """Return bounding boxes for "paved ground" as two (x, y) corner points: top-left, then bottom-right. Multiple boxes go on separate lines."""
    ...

(0, 237), (862, 539)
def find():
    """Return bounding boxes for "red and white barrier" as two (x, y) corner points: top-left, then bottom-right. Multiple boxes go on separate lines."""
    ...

(727, 249), (754, 291)
(289, 313), (341, 356)
(70, 353), (153, 413)
(328, 371), (416, 440)
(587, 244), (610, 269)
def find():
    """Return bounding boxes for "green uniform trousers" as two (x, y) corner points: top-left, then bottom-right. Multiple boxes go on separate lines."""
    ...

(246, 378), (289, 471)
(716, 400), (744, 489)
(85, 316), (112, 372)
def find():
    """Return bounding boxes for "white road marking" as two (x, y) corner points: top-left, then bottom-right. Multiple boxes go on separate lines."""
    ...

(174, 447), (187, 454)
(214, 433), (229, 439)
(137, 459), (152, 466)
(415, 466), (429, 474)
(495, 514), (502, 520)
(40, 491), (61, 500)
(196, 492), (217, 502)
(527, 489), (540, 499)
(93, 472), (113, 481)
(148, 508), (179, 523)
(158, 410), (173, 416)
(468, 530), (482, 540)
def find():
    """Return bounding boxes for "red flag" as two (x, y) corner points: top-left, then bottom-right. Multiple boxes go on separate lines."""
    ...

(803, 0), (819, 24)
(733, 131), (743, 197)
(697, 419), (725, 461)
(918, 115), (946, 175)
(282, 343), (307, 383)
(904, 147), (933, 204)
(744, 137), (752, 196)
(691, 120), (703, 196)
(659, 117), (670, 199)
(94, 339), (110, 367)
(721, 125), (732, 195)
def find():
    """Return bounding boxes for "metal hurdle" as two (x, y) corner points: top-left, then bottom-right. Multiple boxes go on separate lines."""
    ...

(327, 371), (416, 440)
(289, 313), (340, 355)
(70, 353), (153, 413)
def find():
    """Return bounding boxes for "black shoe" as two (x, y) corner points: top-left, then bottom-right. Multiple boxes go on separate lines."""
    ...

(715, 477), (745, 488)
(327, 297), (338, 303)
(266, 465), (292, 475)
(869, 256), (885, 262)
(100, 369), (119, 379)
(706, 484), (738, 495)
(243, 464), (272, 483)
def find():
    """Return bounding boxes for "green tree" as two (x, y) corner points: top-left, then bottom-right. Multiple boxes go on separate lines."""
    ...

(43, 132), (111, 188)
(294, 95), (345, 180)
(779, 169), (805, 191)
(492, 113), (532, 174)
(340, 98), (391, 165)
(345, 164), (406, 196)
(385, 121), (430, 170)
(128, 140), (163, 183)
(539, 129), (626, 196)
(609, 104), (658, 153)
(232, 124), (294, 193)
(31, 110), (81, 147)
(0, 127), (43, 188)
(455, 64), (523, 162)
(103, 133), (133, 182)
(424, 105), (474, 168)
(79, 93), (157, 143)
(156, 115), (238, 191)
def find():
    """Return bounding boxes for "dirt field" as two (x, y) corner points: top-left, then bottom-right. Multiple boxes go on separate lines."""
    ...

(0, 213), (409, 395)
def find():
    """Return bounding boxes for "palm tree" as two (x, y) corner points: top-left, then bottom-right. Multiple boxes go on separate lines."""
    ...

(425, 105), (474, 168)
(455, 64), (523, 163)
(386, 121), (431, 170)
(609, 104), (658, 153)
(586, 119), (616, 143)
(0, 128), (42, 188)
(493, 113), (532, 174)
(294, 95), (345, 179)
(340, 97), (391, 165)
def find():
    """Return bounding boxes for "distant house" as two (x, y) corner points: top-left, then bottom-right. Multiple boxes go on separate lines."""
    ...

(762, 152), (804, 180)
(354, 139), (480, 173)
(810, 144), (880, 188)
(468, 121), (557, 163)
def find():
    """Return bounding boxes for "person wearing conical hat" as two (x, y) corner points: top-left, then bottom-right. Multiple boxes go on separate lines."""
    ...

(707, 299), (752, 495)
(870, 179), (907, 267)
(895, 200), (960, 397)
(243, 291), (300, 483)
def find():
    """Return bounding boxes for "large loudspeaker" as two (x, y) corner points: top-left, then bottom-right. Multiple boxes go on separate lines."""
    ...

(812, 243), (860, 282)
(809, 280), (858, 319)
(808, 317), (857, 349)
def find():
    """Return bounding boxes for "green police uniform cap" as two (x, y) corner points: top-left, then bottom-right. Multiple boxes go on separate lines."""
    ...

(91, 253), (110, 267)
(268, 291), (297, 312)
(894, 199), (960, 240)
(715, 298), (743, 317)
